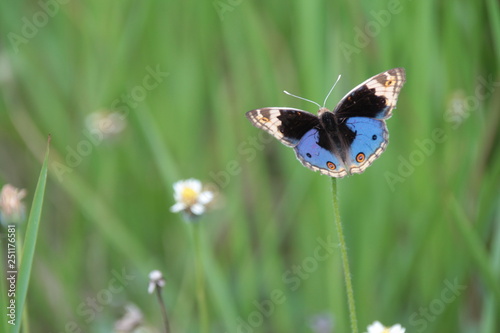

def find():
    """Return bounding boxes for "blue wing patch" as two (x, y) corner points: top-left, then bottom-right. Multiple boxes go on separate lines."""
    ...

(344, 117), (388, 174)
(294, 129), (348, 177)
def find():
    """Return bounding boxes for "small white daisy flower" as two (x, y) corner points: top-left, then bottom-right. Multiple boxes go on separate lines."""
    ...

(0, 184), (27, 224)
(170, 178), (214, 219)
(148, 270), (166, 294)
(366, 321), (405, 333)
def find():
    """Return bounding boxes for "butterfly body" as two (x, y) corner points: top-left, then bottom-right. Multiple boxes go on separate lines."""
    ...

(246, 68), (406, 178)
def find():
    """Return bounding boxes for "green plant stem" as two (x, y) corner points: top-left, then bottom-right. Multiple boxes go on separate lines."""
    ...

(155, 287), (171, 333)
(13, 137), (49, 333)
(192, 223), (209, 333)
(331, 178), (358, 333)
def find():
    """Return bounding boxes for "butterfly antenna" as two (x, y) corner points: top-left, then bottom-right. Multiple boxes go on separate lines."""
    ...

(322, 74), (342, 108)
(283, 90), (321, 108)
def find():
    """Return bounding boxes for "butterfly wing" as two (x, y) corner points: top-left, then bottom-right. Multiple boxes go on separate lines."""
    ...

(246, 108), (347, 176)
(245, 108), (319, 147)
(343, 117), (388, 174)
(333, 68), (406, 174)
(334, 67), (406, 119)
(294, 128), (347, 177)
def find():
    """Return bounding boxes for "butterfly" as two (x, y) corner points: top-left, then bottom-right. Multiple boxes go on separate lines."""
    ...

(245, 68), (406, 177)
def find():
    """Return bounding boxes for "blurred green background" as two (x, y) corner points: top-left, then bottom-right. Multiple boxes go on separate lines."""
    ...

(1, 0), (499, 332)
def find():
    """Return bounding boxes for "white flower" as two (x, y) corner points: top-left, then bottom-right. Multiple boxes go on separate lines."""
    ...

(148, 270), (166, 294)
(170, 179), (214, 218)
(366, 321), (405, 333)
(0, 184), (27, 224)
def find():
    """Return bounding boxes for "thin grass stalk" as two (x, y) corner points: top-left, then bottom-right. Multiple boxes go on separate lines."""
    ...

(331, 178), (358, 333)
(192, 223), (209, 333)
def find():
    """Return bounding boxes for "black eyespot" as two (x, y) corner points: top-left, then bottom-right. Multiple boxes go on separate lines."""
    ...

(306, 153), (312, 158)
(372, 135), (377, 140)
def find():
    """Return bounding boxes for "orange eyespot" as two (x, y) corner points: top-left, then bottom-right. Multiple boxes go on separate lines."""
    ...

(259, 116), (270, 123)
(327, 161), (336, 170)
(385, 79), (394, 87)
(356, 153), (365, 163)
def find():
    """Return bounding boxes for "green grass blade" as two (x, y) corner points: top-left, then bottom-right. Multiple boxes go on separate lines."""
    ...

(451, 196), (500, 304)
(11, 136), (50, 332)
(479, 204), (500, 333)
(134, 104), (180, 187)
(486, 0), (500, 64)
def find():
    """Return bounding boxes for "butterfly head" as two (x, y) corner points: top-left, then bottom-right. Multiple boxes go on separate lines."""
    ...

(317, 107), (332, 116)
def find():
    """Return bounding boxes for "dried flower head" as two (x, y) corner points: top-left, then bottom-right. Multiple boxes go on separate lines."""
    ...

(170, 179), (214, 220)
(148, 270), (166, 294)
(0, 184), (27, 224)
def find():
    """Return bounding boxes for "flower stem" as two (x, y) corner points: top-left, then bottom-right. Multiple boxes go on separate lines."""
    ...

(155, 288), (171, 333)
(331, 178), (358, 333)
(192, 223), (209, 333)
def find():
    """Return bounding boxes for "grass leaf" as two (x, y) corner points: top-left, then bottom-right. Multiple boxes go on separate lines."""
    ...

(11, 136), (50, 332)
